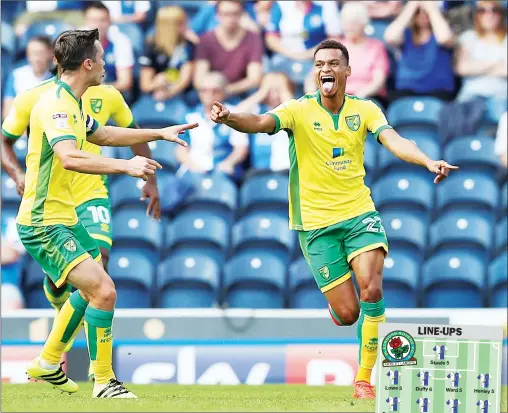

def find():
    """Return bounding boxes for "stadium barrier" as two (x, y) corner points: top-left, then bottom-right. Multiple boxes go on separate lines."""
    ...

(2, 308), (507, 384)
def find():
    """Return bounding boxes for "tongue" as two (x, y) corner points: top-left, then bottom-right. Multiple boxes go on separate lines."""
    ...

(322, 82), (334, 93)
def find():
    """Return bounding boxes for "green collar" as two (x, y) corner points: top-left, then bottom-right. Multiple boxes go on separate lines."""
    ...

(316, 91), (346, 131)
(56, 80), (81, 108)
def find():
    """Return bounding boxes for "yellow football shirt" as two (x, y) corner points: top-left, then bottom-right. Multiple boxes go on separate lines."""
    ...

(72, 85), (135, 206)
(16, 80), (99, 227)
(268, 92), (392, 231)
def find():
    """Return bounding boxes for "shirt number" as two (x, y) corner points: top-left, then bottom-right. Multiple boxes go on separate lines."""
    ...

(362, 216), (385, 233)
(87, 206), (110, 224)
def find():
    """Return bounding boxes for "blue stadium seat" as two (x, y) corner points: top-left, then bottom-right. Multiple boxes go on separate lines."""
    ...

(224, 252), (286, 308)
(109, 249), (154, 308)
(165, 210), (229, 262)
(232, 213), (293, 263)
(1, 173), (21, 208)
(240, 173), (289, 218)
(1, 48), (12, 89)
(495, 217), (507, 257)
(182, 173), (237, 221)
(23, 260), (49, 309)
(382, 251), (419, 308)
(132, 95), (189, 127)
(436, 173), (499, 222)
(116, 138), (178, 172)
(289, 257), (327, 309)
(489, 253), (507, 308)
(429, 213), (492, 261)
(372, 172), (434, 224)
(364, 135), (377, 177)
(379, 211), (426, 261)
(422, 252), (485, 308)
(501, 181), (507, 219)
(387, 97), (444, 131)
(112, 209), (162, 260)
(364, 19), (391, 42)
(444, 135), (499, 175)
(378, 131), (440, 174)
(158, 253), (220, 308)
(1, 21), (15, 55)
(19, 20), (73, 56)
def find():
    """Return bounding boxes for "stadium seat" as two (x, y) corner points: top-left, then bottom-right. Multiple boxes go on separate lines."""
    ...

(489, 253), (507, 308)
(382, 251), (419, 308)
(378, 131), (440, 174)
(12, 136), (28, 167)
(387, 97), (444, 134)
(422, 252), (485, 308)
(109, 249), (154, 308)
(23, 260), (50, 309)
(164, 210), (229, 262)
(131, 95), (189, 127)
(232, 213), (293, 263)
(429, 213), (492, 260)
(112, 209), (163, 259)
(364, 19), (390, 42)
(372, 172), (434, 224)
(364, 135), (377, 177)
(158, 253), (220, 308)
(444, 135), (499, 175)
(379, 211), (426, 261)
(239, 173), (289, 218)
(224, 252), (286, 309)
(495, 217), (507, 257)
(436, 173), (499, 222)
(289, 257), (327, 309)
(1, 173), (21, 208)
(501, 181), (507, 219)
(18, 20), (73, 57)
(1, 21), (15, 55)
(116, 139), (178, 172)
(182, 173), (238, 221)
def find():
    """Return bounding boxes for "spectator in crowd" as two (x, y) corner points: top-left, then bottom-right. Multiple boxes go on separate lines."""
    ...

(139, 6), (195, 102)
(495, 111), (507, 168)
(265, 0), (341, 62)
(84, 1), (134, 94)
(2, 36), (53, 120)
(177, 72), (249, 182)
(194, 0), (263, 101)
(1, 214), (25, 311)
(305, 2), (389, 102)
(342, 0), (402, 20)
(102, 1), (151, 25)
(455, 1), (507, 120)
(384, 1), (456, 100)
(237, 72), (293, 172)
(14, 1), (85, 36)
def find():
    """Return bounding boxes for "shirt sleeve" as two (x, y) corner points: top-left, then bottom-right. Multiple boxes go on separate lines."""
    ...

(247, 32), (264, 64)
(266, 99), (298, 134)
(1, 93), (31, 140)
(3, 73), (16, 98)
(195, 34), (210, 61)
(37, 105), (77, 148)
(110, 88), (135, 127)
(365, 100), (392, 142)
(138, 41), (155, 68)
(112, 30), (134, 69)
(495, 111), (507, 156)
(266, 1), (282, 34)
(85, 114), (100, 137)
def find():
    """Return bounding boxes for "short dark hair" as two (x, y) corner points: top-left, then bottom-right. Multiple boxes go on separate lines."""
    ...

(28, 35), (52, 49)
(84, 1), (110, 14)
(216, 0), (245, 12)
(53, 29), (100, 73)
(314, 40), (349, 66)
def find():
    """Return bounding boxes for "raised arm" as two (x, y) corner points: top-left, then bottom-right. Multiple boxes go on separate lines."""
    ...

(379, 128), (458, 184)
(384, 1), (419, 47)
(210, 101), (276, 134)
(420, 2), (455, 47)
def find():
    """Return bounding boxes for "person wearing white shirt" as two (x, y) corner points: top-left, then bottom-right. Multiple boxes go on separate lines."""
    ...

(102, 1), (151, 25)
(495, 111), (507, 168)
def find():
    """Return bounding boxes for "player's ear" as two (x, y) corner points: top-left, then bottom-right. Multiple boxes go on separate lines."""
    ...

(346, 65), (351, 78)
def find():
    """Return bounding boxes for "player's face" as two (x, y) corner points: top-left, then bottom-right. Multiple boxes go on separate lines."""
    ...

(27, 40), (53, 74)
(314, 48), (351, 98)
(88, 40), (106, 86)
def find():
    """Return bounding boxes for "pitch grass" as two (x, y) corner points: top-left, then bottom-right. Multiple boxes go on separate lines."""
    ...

(2, 384), (507, 412)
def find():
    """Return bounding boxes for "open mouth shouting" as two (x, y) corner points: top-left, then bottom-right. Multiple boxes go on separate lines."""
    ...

(321, 75), (335, 93)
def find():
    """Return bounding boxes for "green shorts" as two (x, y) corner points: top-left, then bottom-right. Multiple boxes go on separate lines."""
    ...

(298, 211), (389, 293)
(17, 222), (102, 287)
(75, 198), (113, 251)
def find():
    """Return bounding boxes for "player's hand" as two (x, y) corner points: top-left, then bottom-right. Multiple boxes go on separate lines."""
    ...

(426, 160), (459, 184)
(14, 171), (25, 197)
(210, 101), (230, 124)
(140, 178), (161, 220)
(126, 156), (162, 181)
(159, 123), (198, 146)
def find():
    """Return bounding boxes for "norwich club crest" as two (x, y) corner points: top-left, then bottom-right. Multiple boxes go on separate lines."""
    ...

(90, 98), (103, 114)
(63, 239), (77, 252)
(345, 114), (360, 132)
(382, 330), (417, 367)
(318, 266), (330, 280)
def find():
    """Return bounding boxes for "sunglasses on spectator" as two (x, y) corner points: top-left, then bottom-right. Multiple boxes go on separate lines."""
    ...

(477, 6), (503, 15)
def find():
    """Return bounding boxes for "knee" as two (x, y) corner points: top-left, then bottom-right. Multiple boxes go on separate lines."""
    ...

(360, 284), (383, 303)
(91, 276), (117, 307)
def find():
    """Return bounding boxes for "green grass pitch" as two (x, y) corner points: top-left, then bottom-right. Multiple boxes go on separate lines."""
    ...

(2, 384), (507, 412)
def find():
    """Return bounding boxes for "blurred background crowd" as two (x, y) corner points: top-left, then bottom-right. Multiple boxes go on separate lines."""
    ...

(1, 0), (507, 311)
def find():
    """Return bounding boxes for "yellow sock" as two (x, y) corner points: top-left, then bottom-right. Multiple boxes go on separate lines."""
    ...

(84, 306), (115, 384)
(43, 277), (72, 311)
(355, 298), (386, 384)
(41, 290), (88, 365)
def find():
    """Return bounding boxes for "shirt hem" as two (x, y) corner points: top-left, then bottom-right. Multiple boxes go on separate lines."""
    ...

(2, 128), (21, 140)
(49, 135), (77, 148)
(373, 125), (392, 143)
(291, 205), (377, 231)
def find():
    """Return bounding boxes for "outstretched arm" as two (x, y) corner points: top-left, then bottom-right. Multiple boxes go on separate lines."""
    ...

(210, 101), (276, 134)
(1, 133), (25, 196)
(379, 128), (458, 184)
